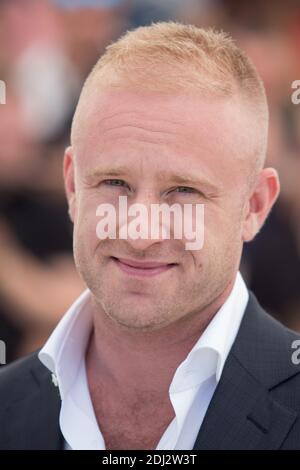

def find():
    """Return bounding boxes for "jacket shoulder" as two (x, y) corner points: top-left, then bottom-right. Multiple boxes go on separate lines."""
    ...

(0, 351), (49, 407)
(232, 291), (300, 388)
(0, 351), (62, 450)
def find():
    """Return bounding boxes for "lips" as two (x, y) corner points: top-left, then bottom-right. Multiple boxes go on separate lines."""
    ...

(111, 257), (177, 277)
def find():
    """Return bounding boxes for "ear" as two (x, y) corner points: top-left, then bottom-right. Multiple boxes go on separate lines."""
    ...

(63, 146), (76, 223)
(242, 168), (280, 242)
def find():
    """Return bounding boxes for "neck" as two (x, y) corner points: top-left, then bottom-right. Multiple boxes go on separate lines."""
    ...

(86, 279), (235, 394)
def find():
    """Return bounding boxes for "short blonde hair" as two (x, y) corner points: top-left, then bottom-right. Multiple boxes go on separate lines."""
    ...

(72, 22), (268, 170)
(87, 22), (265, 98)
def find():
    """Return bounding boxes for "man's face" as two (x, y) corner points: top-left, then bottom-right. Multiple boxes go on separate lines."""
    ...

(66, 89), (256, 330)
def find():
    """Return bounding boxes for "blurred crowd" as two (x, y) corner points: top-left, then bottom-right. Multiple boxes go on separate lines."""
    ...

(0, 0), (299, 362)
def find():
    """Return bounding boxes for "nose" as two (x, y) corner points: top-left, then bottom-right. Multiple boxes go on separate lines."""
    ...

(117, 192), (171, 251)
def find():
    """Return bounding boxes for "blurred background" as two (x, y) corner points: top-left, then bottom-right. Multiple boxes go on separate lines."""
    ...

(0, 0), (299, 362)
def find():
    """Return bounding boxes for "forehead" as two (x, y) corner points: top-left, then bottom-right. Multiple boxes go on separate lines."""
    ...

(73, 87), (254, 184)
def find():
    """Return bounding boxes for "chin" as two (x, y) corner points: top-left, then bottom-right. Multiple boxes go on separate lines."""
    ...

(105, 306), (170, 331)
(97, 289), (181, 331)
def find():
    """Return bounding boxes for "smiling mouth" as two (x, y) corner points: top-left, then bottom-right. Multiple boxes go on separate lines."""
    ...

(111, 256), (178, 278)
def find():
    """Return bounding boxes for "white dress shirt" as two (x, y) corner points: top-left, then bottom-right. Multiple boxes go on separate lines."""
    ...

(39, 271), (249, 450)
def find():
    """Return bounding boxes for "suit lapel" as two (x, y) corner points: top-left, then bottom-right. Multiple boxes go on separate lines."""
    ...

(3, 357), (63, 450)
(193, 353), (297, 449)
(193, 292), (300, 450)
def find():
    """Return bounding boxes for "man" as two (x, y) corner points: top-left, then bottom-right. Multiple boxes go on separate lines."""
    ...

(1, 22), (300, 450)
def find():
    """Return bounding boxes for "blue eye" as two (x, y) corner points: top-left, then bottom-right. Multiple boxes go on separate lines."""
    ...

(104, 179), (128, 187)
(174, 186), (196, 193)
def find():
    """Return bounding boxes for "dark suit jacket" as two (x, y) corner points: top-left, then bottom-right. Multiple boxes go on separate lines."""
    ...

(1, 292), (300, 450)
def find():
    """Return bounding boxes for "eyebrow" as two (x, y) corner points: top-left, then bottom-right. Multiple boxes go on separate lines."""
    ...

(166, 174), (216, 188)
(84, 166), (133, 186)
(86, 166), (131, 180)
(85, 167), (220, 193)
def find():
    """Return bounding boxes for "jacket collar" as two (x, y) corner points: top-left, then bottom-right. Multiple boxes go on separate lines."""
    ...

(2, 357), (63, 450)
(193, 292), (300, 450)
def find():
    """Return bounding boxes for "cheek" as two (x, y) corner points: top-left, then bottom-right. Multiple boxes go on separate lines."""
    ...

(74, 196), (100, 253)
(201, 207), (243, 255)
